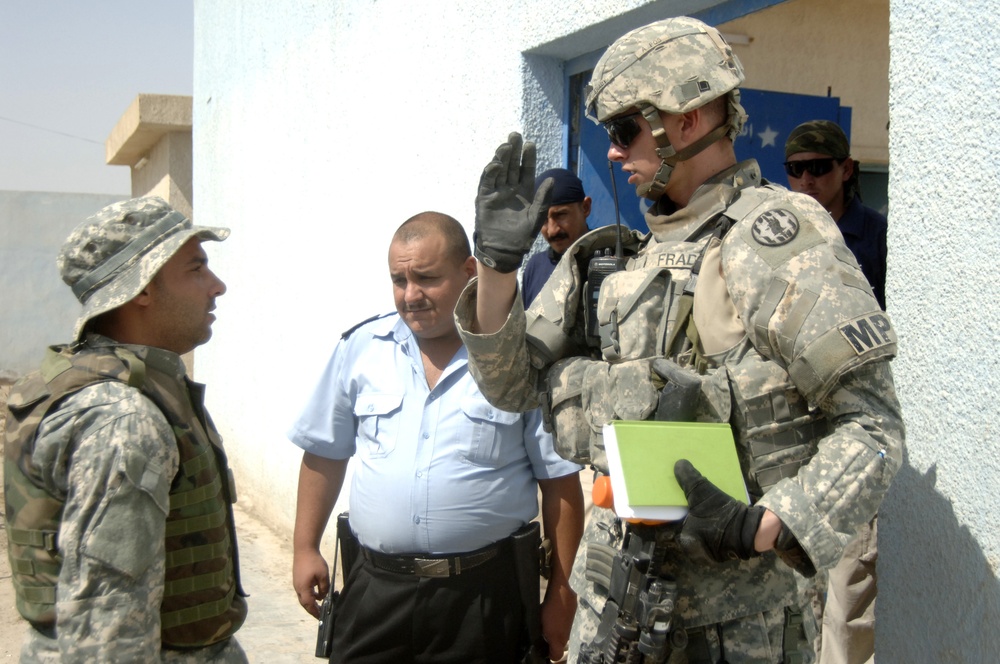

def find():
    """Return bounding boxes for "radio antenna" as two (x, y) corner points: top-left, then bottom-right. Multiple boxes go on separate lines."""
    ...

(607, 160), (624, 261)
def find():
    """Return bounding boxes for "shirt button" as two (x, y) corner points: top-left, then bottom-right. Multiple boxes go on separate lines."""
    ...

(422, 432), (429, 439)
(413, 516), (420, 524)
(416, 471), (423, 478)
(367, 404), (374, 412)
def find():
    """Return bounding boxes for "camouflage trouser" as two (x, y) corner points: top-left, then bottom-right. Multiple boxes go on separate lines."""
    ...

(21, 626), (248, 663)
(567, 507), (815, 664)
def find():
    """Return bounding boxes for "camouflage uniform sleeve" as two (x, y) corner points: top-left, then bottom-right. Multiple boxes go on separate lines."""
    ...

(722, 191), (903, 571)
(33, 382), (178, 661)
(454, 276), (543, 412)
(757, 360), (904, 571)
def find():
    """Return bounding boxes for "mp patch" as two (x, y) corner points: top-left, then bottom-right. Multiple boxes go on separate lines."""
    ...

(751, 209), (799, 246)
(839, 313), (895, 354)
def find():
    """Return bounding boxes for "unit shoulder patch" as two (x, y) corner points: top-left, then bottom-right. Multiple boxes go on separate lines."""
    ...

(751, 209), (800, 246)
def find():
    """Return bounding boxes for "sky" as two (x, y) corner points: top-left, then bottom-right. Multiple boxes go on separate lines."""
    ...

(0, 1), (194, 195)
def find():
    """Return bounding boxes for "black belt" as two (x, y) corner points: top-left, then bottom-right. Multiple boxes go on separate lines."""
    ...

(361, 539), (506, 578)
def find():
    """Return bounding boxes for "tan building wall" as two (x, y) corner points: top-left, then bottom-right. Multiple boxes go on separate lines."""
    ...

(722, 0), (889, 165)
(106, 94), (193, 217)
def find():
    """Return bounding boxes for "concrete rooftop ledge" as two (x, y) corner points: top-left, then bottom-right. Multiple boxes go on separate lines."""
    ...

(106, 94), (192, 166)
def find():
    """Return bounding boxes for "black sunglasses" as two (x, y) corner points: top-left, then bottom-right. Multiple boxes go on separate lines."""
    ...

(783, 158), (841, 179)
(603, 111), (643, 149)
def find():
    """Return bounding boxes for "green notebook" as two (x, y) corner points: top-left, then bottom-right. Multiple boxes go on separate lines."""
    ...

(603, 420), (749, 521)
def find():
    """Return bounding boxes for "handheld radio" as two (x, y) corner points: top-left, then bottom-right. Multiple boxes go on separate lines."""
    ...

(584, 162), (628, 349)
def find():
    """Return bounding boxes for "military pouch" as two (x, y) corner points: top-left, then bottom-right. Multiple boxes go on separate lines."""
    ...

(547, 356), (602, 466)
(726, 348), (827, 497)
(581, 362), (614, 473)
(608, 359), (659, 423)
(596, 267), (674, 362)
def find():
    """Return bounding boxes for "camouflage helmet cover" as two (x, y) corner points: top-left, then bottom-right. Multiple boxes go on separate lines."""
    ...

(586, 16), (745, 123)
(57, 196), (229, 339)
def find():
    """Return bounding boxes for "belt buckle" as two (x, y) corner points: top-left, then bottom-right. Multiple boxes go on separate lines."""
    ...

(413, 558), (450, 578)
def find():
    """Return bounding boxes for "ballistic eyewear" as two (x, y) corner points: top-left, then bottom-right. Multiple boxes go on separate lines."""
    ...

(603, 112), (643, 150)
(783, 158), (841, 179)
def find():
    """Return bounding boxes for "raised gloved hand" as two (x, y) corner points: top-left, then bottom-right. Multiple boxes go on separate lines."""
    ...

(674, 459), (764, 563)
(473, 132), (554, 273)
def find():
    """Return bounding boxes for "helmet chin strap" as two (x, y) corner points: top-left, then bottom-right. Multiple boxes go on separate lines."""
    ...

(636, 105), (731, 199)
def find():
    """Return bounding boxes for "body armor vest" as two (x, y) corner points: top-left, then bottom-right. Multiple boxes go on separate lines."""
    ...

(519, 163), (891, 629)
(540, 192), (825, 496)
(4, 342), (247, 647)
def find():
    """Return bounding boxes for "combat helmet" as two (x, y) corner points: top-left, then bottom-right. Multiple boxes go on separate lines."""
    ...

(586, 16), (748, 198)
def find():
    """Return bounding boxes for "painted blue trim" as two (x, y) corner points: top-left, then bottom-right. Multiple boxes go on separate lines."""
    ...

(566, 50), (602, 77)
(693, 0), (787, 26)
(561, 70), (573, 167)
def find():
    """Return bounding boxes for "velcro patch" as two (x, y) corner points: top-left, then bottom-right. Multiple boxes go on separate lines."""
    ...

(838, 313), (895, 354)
(751, 209), (799, 246)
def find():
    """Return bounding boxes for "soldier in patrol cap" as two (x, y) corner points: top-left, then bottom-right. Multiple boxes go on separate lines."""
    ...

(4, 197), (249, 662)
(456, 15), (903, 664)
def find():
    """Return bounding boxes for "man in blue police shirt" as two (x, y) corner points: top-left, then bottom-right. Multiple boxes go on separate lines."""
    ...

(289, 211), (584, 663)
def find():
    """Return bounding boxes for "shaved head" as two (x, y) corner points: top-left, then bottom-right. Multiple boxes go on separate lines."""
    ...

(392, 212), (471, 267)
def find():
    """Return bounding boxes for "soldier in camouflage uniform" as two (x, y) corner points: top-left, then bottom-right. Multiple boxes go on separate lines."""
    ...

(455, 16), (904, 664)
(4, 197), (249, 662)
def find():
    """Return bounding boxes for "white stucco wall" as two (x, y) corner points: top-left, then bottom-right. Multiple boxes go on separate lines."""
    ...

(879, 0), (1000, 658)
(0, 191), (125, 380)
(192, 0), (681, 539)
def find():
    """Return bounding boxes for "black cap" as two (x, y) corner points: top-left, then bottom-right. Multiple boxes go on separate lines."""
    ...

(535, 168), (586, 206)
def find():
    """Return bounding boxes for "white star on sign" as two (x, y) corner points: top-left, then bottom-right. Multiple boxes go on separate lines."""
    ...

(758, 126), (778, 148)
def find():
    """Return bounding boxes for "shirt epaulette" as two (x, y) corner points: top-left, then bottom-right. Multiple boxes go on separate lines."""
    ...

(341, 312), (395, 340)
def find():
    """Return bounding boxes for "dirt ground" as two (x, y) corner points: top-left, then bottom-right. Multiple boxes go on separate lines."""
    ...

(0, 382), (319, 662)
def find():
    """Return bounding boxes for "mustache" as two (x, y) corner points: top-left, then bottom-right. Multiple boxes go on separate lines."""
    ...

(549, 231), (569, 241)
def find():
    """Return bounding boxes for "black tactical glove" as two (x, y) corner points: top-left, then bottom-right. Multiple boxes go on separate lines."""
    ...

(473, 132), (554, 273)
(674, 459), (764, 563)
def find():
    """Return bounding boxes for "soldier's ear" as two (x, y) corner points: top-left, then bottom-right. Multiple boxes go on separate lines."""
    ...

(131, 282), (155, 307)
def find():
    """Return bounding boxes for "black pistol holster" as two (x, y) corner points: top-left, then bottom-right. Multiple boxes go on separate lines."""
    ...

(315, 512), (360, 659)
(511, 521), (552, 664)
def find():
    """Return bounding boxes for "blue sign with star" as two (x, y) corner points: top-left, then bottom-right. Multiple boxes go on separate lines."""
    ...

(735, 88), (852, 186)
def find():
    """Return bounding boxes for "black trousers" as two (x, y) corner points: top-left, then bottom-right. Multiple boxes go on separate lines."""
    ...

(329, 548), (525, 664)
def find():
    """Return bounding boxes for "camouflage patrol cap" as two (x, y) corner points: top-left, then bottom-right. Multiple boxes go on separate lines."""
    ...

(785, 120), (850, 159)
(58, 196), (229, 339)
(585, 16), (745, 123)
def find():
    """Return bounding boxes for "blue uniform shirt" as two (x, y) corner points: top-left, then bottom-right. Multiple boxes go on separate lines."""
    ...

(838, 196), (888, 310)
(288, 314), (580, 555)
